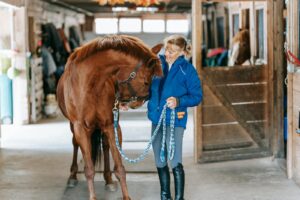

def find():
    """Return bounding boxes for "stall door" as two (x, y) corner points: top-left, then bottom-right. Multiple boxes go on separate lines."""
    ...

(199, 65), (270, 162)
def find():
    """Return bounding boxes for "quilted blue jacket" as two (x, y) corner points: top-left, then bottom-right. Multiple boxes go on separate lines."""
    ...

(147, 55), (203, 128)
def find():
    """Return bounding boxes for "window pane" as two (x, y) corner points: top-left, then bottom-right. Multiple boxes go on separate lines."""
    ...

(217, 17), (225, 47)
(256, 9), (264, 59)
(143, 19), (165, 33)
(119, 18), (141, 33)
(233, 14), (239, 36)
(166, 19), (188, 33)
(0, 7), (12, 50)
(95, 18), (118, 34)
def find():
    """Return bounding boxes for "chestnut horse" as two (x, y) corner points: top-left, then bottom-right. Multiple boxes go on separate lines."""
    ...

(228, 29), (251, 66)
(57, 35), (163, 200)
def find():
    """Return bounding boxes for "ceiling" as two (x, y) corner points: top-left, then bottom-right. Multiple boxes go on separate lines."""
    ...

(43, 0), (192, 15)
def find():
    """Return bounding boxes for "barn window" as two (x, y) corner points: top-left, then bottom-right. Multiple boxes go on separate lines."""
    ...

(256, 9), (264, 59)
(119, 18), (142, 33)
(95, 18), (118, 34)
(217, 17), (225, 47)
(143, 19), (165, 33)
(166, 19), (189, 33)
(232, 14), (239, 37)
(207, 20), (213, 48)
(202, 21), (206, 46)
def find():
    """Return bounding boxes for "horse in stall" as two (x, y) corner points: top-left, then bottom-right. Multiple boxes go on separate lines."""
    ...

(56, 35), (163, 200)
(228, 29), (251, 66)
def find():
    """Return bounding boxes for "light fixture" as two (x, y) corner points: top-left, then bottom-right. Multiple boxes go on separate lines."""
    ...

(97, 0), (165, 7)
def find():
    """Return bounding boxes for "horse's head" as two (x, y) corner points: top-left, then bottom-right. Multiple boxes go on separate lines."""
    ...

(116, 43), (163, 109)
(229, 29), (251, 66)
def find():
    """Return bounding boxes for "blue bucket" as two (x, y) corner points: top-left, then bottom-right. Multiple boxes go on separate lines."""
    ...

(284, 116), (288, 141)
(0, 74), (13, 124)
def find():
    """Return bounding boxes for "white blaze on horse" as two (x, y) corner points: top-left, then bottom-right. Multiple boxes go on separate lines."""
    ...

(228, 29), (251, 66)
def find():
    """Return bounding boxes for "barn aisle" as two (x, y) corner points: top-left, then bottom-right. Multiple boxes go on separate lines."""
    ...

(0, 111), (300, 200)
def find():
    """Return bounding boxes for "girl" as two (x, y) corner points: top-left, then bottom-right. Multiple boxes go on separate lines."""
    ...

(148, 35), (203, 200)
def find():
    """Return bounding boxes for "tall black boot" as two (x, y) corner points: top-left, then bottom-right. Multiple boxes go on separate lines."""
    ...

(157, 165), (172, 200)
(172, 163), (185, 200)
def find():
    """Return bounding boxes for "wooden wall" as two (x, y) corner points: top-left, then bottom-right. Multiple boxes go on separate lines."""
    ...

(287, 0), (300, 184)
(287, 74), (300, 183)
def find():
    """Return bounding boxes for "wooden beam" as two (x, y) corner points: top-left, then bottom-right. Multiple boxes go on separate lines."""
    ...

(271, 0), (285, 158)
(266, 0), (274, 155)
(192, 0), (202, 163)
(200, 147), (271, 163)
(287, 73), (293, 178)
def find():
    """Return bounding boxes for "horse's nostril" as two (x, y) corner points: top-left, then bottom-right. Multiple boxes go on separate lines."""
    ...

(145, 82), (149, 86)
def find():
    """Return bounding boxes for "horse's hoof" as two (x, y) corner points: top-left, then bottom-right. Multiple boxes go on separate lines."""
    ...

(105, 182), (117, 192)
(67, 178), (78, 188)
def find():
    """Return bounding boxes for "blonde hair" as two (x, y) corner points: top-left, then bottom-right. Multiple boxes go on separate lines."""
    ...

(164, 35), (192, 59)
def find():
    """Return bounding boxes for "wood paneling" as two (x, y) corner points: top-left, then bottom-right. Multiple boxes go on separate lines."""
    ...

(216, 84), (267, 103)
(203, 65), (267, 85)
(203, 104), (266, 124)
(203, 124), (253, 150)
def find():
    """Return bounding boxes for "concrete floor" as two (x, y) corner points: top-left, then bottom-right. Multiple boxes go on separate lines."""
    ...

(0, 110), (300, 200)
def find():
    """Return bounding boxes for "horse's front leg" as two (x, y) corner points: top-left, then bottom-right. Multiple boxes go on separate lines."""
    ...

(73, 122), (97, 200)
(104, 125), (131, 200)
(102, 133), (117, 192)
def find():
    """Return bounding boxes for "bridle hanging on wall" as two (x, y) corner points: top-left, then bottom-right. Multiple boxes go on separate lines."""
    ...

(284, 42), (300, 66)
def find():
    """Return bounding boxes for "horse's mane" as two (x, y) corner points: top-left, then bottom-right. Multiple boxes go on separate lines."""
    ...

(69, 35), (155, 64)
(232, 29), (250, 44)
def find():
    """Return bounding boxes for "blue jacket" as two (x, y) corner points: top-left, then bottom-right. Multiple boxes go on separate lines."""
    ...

(147, 55), (203, 128)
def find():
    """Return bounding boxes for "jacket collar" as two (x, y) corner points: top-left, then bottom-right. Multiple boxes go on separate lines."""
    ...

(159, 55), (186, 101)
(159, 55), (186, 70)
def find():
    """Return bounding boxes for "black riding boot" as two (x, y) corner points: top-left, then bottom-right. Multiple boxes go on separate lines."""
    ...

(157, 165), (172, 200)
(172, 163), (185, 200)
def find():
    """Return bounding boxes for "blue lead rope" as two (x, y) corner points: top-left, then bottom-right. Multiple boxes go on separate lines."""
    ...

(113, 103), (176, 164)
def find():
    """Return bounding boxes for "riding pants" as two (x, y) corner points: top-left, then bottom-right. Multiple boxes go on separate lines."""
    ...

(151, 124), (184, 169)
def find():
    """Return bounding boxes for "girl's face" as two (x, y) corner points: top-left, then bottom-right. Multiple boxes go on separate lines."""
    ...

(165, 44), (183, 64)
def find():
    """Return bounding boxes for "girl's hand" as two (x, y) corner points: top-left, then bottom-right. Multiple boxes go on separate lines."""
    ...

(166, 97), (178, 109)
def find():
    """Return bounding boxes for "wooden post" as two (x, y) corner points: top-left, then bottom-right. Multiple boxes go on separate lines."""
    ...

(287, 73), (293, 178)
(192, 0), (202, 163)
(266, 0), (274, 155)
(287, 0), (299, 180)
(272, 0), (284, 158)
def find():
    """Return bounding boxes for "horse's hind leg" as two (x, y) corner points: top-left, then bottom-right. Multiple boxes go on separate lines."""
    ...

(104, 125), (131, 200)
(102, 134), (117, 192)
(73, 122), (97, 200)
(68, 122), (79, 187)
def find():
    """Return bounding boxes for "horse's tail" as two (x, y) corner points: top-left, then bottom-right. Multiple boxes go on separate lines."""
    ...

(91, 129), (102, 167)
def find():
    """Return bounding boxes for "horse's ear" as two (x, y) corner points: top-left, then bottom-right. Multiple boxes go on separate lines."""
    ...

(151, 43), (164, 55)
(153, 59), (163, 77)
(154, 64), (163, 77)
